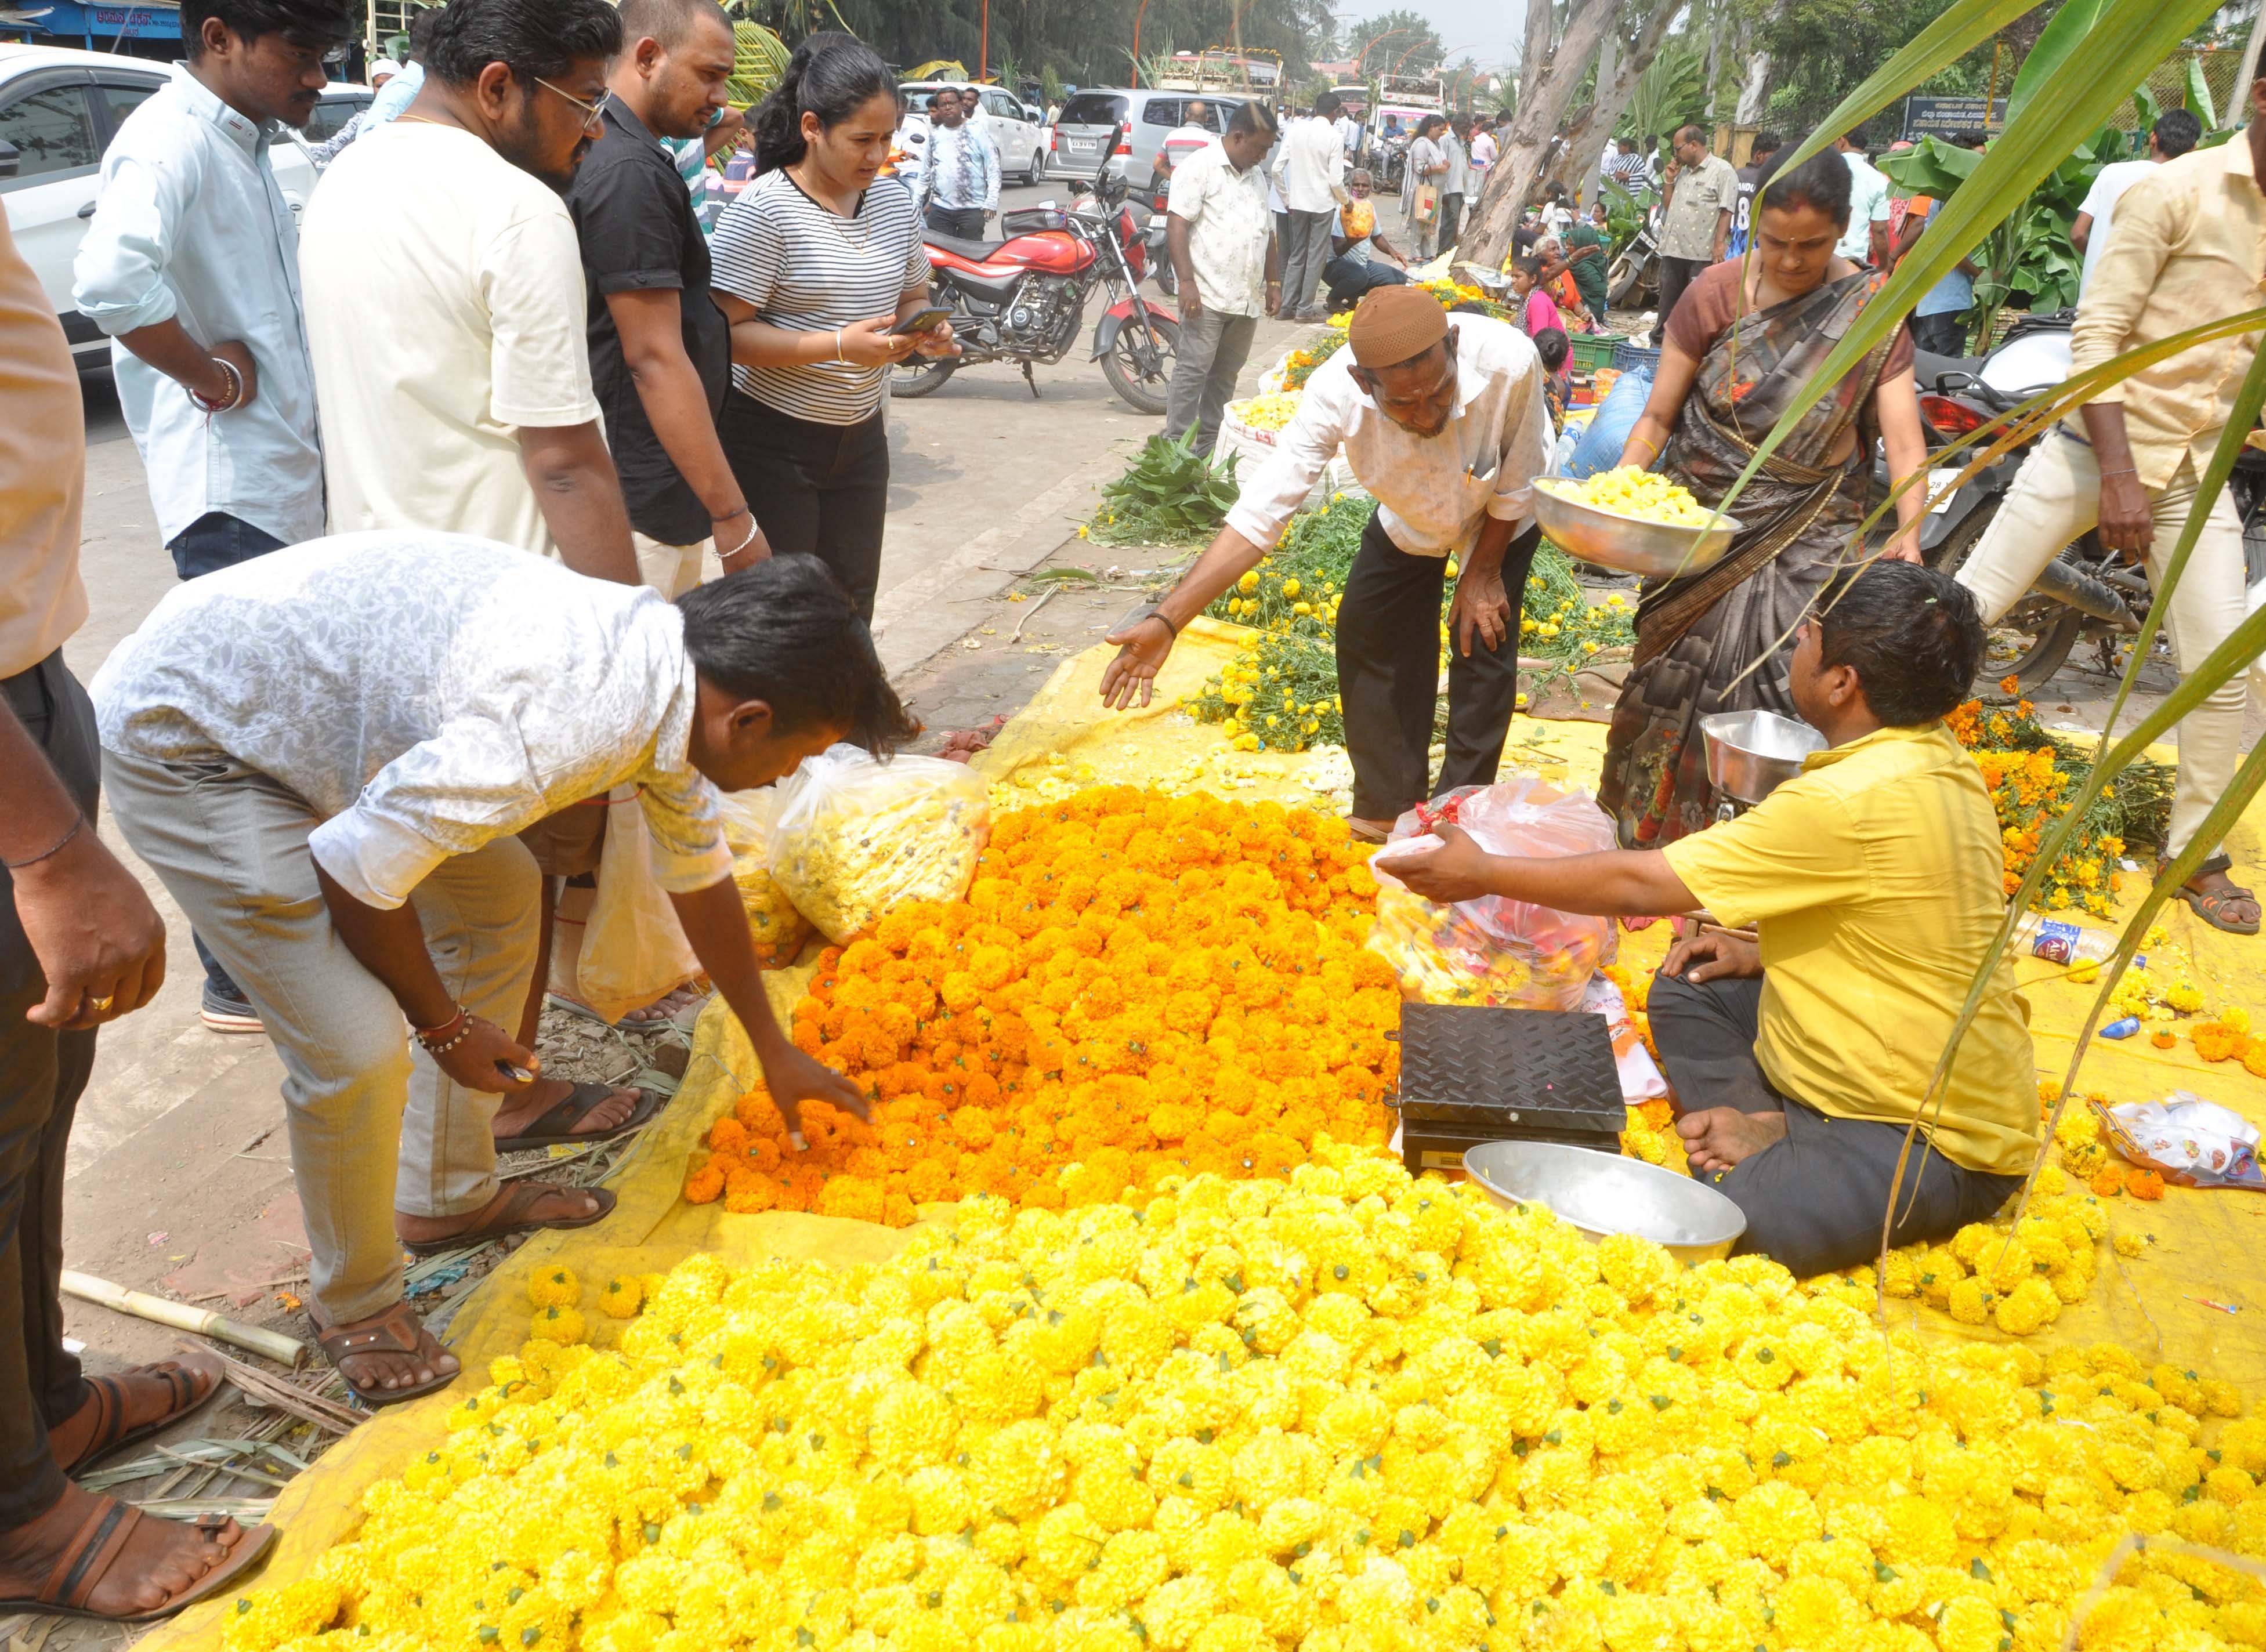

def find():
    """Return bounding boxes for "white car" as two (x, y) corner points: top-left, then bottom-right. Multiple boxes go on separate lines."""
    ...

(897, 79), (1048, 187)
(0, 43), (368, 367)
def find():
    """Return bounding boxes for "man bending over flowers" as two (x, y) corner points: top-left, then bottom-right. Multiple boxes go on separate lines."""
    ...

(93, 542), (910, 1404)
(1388, 561), (2040, 1276)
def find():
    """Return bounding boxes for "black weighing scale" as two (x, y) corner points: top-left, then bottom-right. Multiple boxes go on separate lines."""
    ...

(1387, 1001), (1624, 1178)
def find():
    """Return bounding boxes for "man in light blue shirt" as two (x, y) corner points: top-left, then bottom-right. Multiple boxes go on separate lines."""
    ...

(74, 0), (356, 1034)
(1834, 128), (1892, 266)
(917, 86), (1000, 238)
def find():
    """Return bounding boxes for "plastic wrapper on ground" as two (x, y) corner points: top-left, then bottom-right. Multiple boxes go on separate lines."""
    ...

(2095, 1091), (2265, 1189)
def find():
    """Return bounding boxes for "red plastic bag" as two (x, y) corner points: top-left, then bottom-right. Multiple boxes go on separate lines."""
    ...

(1366, 778), (1618, 1010)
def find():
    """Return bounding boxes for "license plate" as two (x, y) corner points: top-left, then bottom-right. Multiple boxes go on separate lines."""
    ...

(1926, 466), (1965, 514)
(1067, 137), (1099, 153)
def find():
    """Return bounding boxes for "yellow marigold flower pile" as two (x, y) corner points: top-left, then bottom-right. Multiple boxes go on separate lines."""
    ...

(1232, 393), (1303, 434)
(1555, 466), (1720, 528)
(220, 1142), (2263, 1652)
(685, 789), (1398, 1220)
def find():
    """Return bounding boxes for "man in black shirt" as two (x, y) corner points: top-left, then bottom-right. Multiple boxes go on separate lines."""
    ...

(1726, 130), (1782, 261)
(566, 0), (765, 597)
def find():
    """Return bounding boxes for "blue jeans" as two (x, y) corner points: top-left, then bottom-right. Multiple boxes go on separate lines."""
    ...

(167, 511), (287, 581)
(166, 512), (284, 1002)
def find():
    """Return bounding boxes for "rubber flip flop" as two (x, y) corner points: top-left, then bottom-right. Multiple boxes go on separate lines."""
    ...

(57, 1349), (226, 1477)
(0, 1501), (277, 1624)
(493, 1082), (665, 1154)
(398, 1179), (618, 1258)
(310, 1300), (457, 1407)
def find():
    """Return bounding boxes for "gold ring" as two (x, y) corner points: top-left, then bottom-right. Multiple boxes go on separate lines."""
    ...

(91, 994), (114, 1012)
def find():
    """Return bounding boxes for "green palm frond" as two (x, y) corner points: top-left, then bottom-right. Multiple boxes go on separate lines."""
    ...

(727, 21), (791, 109)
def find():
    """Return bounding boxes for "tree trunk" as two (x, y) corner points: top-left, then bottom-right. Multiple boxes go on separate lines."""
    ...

(1733, 0), (1784, 126)
(1467, 0), (1682, 265)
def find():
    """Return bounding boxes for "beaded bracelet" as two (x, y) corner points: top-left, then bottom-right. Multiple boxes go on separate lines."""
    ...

(414, 1004), (473, 1055)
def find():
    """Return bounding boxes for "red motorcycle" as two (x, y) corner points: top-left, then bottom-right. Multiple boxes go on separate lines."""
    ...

(893, 160), (1180, 414)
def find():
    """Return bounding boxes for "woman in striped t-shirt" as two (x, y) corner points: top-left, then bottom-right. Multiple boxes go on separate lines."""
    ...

(711, 34), (957, 618)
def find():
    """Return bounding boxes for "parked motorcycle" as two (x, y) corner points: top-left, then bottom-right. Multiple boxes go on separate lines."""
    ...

(1605, 212), (1659, 311)
(893, 158), (1181, 415)
(1893, 310), (2266, 691)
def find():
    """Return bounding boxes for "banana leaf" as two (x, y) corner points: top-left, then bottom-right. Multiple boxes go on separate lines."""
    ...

(2005, 0), (2111, 128)
(2184, 53), (2216, 119)
(1718, 0), (2227, 514)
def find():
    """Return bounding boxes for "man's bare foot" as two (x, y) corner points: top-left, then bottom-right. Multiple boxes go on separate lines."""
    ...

(1676, 1106), (1787, 1175)
(48, 1352), (222, 1472)
(490, 1078), (637, 1143)
(309, 1301), (458, 1397)
(394, 1180), (606, 1249)
(0, 1483), (245, 1617)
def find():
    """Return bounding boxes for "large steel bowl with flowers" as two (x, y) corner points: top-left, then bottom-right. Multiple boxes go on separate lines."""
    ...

(1532, 476), (1741, 580)
(1463, 1138), (1747, 1265)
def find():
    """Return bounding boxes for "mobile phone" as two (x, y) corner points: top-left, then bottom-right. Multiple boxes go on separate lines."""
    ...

(891, 306), (951, 337)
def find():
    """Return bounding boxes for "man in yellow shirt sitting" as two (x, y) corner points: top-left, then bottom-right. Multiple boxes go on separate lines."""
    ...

(1388, 561), (2039, 1276)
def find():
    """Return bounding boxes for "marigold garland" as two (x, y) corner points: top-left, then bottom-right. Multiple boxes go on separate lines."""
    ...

(684, 789), (1399, 1220)
(219, 1143), (2262, 1652)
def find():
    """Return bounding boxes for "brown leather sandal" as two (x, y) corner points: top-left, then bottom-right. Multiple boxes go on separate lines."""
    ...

(56, 1349), (226, 1476)
(311, 1301), (456, 1407)
(0, 1499), (276, 1624)
(2164, 852), (2262, 936)
(398, 1178), (618, 1258)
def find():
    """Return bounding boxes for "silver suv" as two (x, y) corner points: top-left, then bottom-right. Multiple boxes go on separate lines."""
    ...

(1045, 88), (1253, 184)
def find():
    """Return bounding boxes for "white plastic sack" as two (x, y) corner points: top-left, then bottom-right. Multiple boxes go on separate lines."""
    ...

(569, 787), (703, 1025)
(769, 744), (990, 944)
(716, 787), (812, 965)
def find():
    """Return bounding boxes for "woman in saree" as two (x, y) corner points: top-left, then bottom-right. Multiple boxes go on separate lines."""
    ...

(1598, 150), (1930, 848)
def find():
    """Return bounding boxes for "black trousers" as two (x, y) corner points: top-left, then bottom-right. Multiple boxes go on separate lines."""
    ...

(925, 204), (987, 240)
(1649, 970), (2022, 1277)
(0, 653), (98, 1526)
(1910, 310), (1968, 358)
(1656, 255), (1710, 325)
(1436, 191), (1464, 256)
(1322, 255), (1406, 312)
(719, 390), (891, 621)
(1335, 508), (1538, 822)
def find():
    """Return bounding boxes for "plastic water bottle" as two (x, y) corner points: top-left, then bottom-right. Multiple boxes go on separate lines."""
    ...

(2099, 1017), (2141, 1040)
(2013, 913), (2137, 969)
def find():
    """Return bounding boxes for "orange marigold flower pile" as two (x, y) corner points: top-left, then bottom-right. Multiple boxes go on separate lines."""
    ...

(1946, 696), (2133, 914)
(684, 787), (1402, 1222)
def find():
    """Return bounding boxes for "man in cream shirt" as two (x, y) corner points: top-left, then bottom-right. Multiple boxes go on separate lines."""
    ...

(1102, 287), (1550, 835)
(300, 0), (638, 583)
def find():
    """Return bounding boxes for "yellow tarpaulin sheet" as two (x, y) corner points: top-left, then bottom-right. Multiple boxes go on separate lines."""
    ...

(142, 631), (2266, 1647)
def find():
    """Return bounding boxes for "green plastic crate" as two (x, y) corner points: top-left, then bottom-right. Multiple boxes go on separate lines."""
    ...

(1569, 333), (1624, 374)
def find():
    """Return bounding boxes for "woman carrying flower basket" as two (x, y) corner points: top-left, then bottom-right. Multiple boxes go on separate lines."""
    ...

(1598, 151), (1930, 849)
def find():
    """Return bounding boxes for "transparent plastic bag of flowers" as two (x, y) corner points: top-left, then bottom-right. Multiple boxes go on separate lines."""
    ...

(715, 786), (813, 965)
(768, 743), (991, 944)
(1365, 777), (1617, 1011)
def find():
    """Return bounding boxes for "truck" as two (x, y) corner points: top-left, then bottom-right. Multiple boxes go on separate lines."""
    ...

(1367, 74), (1444, 192)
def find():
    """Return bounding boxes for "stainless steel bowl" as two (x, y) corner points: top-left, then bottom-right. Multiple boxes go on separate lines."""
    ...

(1699, 709), (1826, 806)
(1531, 477), (1742, 579)
(1463, 1139), (1747, 1266)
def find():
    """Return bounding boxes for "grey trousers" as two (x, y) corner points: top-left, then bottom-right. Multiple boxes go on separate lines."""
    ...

(1649, 970), (2021, 1277)
(103, 748), (541, 1323)
(1280, 207), (1337, 312)
(1163, 306), (1258, 459)
(1, 653), (97, 1526)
